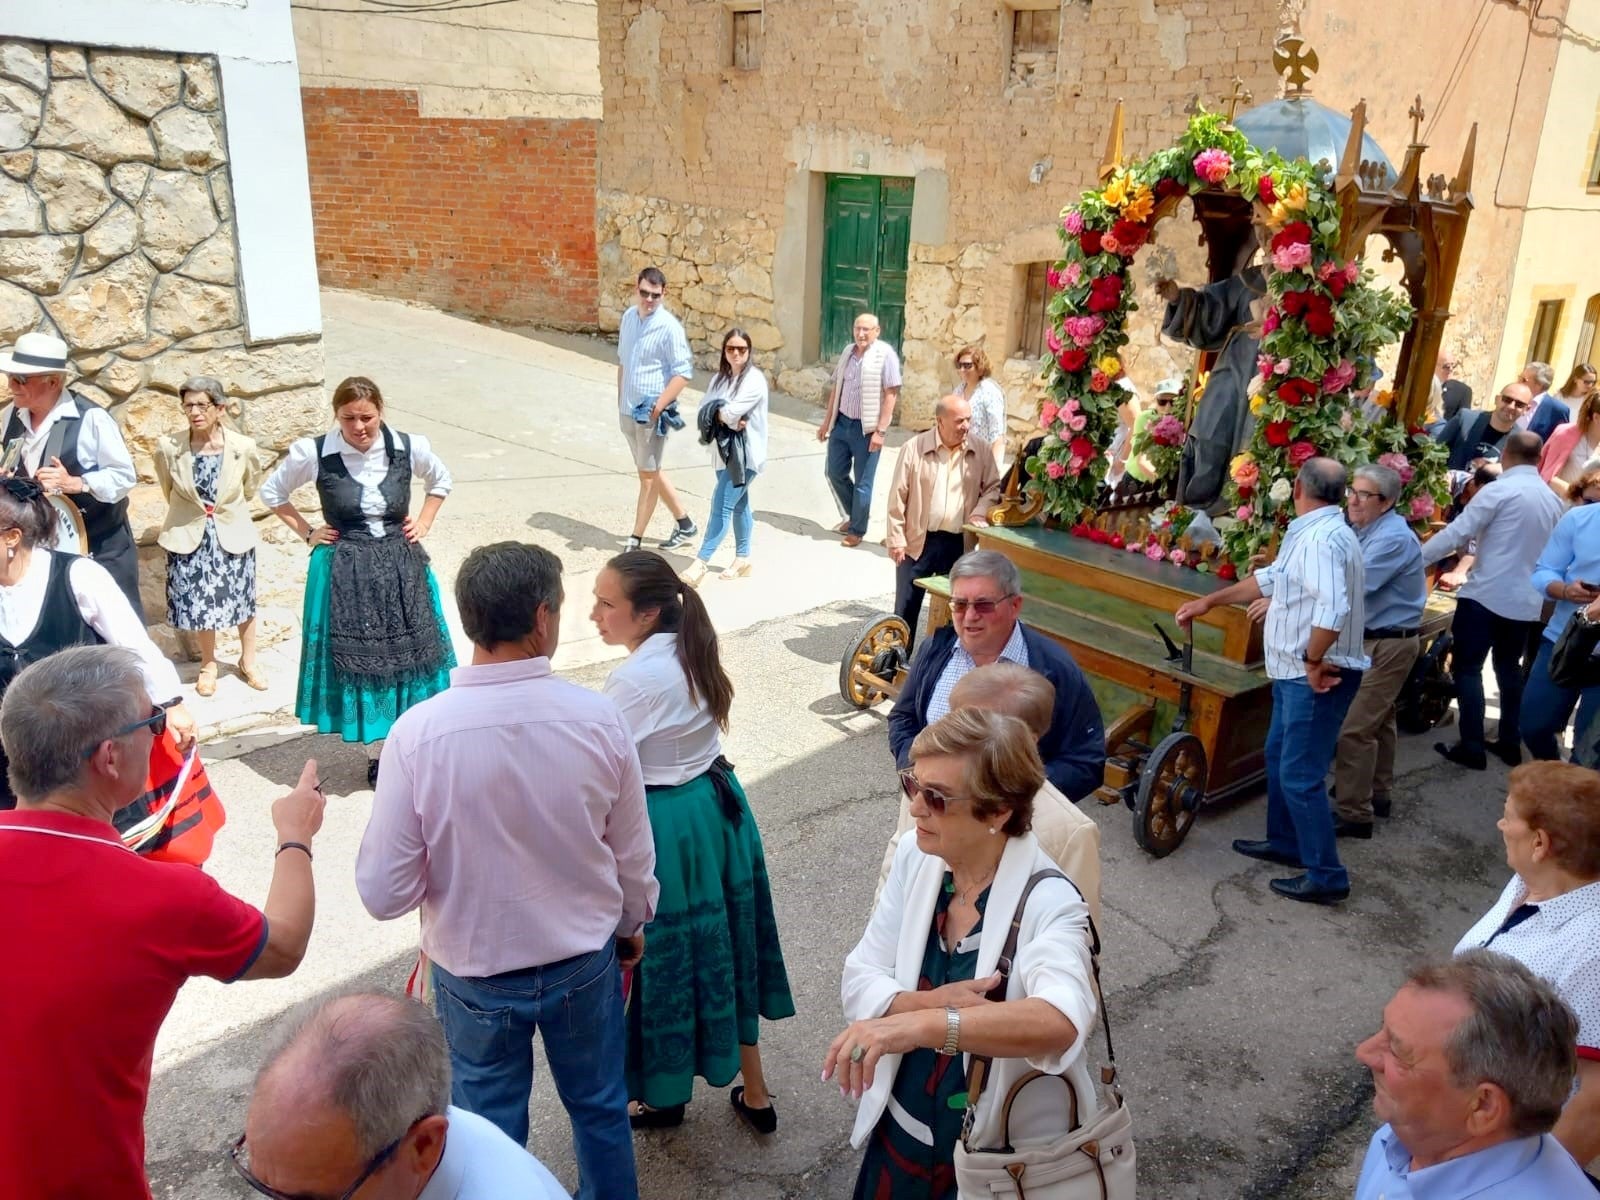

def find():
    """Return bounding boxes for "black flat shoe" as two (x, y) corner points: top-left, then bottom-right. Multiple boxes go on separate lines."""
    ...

(629, 1102), (685, 1129)
(1488, 740), (1523, 767)
(1434, 742), (1486, 770)
(1333, 818), (1373, 840)
(1232, 839), (1302, 868)
(1269, 874), (1350, 905)
(730, 1086), (777, 1135)
(1372, 792), (1392, 819)
(367, 758), (381, 787)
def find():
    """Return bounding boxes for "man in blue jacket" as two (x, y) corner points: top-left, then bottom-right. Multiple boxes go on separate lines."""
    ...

(887, 549), (1106, 801)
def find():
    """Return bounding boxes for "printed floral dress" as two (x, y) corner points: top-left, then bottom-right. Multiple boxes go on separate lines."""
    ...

(165, 451), (256, 630)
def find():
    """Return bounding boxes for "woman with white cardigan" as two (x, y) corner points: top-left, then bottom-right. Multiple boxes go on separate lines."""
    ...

(682, 328), (769, 586)
(824, 708), (1099, 1198)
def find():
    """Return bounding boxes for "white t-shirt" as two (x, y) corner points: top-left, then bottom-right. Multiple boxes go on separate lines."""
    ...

(419, 1107), (568, 1200)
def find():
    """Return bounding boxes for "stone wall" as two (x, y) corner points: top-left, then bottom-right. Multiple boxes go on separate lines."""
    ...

(0, 38), (325, 483)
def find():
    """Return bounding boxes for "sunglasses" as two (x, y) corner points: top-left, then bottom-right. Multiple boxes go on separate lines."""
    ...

(229, 1118), (424, 1200)
(1155, 395), (1175, 405)
(725, 344), (750, 354)
(1498, 394), (1531, 409)
(950, 595), (1013, 616)
(957, 361), (976, 370)
(638, 288), (664, 300)
(900, 768), (968, 815)
(82, 699), (178, 760)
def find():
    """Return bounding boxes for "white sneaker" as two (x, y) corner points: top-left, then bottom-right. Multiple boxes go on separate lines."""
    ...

(680, 559), (708, 588)
(721, 558), (753, 580)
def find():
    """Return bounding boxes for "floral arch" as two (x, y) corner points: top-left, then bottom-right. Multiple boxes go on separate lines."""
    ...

(1026, 109), (1449, 576)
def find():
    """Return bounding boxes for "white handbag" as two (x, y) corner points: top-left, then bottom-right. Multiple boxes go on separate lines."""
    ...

(953, 870), (1137, 1199)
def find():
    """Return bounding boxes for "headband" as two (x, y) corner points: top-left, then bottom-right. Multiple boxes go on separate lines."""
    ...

(0, 476), (43, 503)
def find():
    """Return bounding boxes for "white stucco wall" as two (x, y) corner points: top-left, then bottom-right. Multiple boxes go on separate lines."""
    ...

(7, 0), (321, 342)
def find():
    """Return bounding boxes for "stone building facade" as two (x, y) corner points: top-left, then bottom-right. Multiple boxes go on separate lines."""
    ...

(596, 0), (1579, 431)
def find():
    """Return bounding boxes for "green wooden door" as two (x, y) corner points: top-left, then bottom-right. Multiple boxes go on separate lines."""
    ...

(821, 174), (914, 361)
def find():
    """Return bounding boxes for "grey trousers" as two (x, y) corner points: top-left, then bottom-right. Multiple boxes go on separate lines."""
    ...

(1332, 636), (1423, 822)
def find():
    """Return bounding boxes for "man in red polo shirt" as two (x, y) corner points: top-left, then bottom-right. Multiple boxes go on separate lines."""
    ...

(0, 646), (326, 1200)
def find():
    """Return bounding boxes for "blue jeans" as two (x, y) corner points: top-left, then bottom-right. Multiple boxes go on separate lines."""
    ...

(698, 468), (756, 561)
(1522, 639), (1600, 762)
(1264, 674), (1362, 891)
(433, 945), (636, 1200)
(826, 416), (879, 537)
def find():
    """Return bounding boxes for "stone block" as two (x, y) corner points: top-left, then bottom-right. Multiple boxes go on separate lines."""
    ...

(137, 169), (218, 271)
(952, 305), (987, 344)
(149, 275), (240, 338)
(116, 389), (184, 477)
(747, 321), (783, 351)
(0, 279), (40, 342)
(48, 48), (87, 79)
(108, 162), (150, 205)
(115, 333), (173, 362)
(73, 382), (113, 409)
(208, 168), (232, 222)
(0, 233), (79, 294)
(94, 356), (147, 398)
(73, 351), (112, 373)
(733, 296), (770, 321)
(728, 259), (772, 301)
(0, 172), (41, 235)
(80, 203), (141, 271)
(36, 79), (156, 168)
(776, 365), (831, 405)
(33, 150), (111, 233)
(0, 78), (42, 152)
(89, 51), (183, 121)
(149, 342), (324, 397)
(151, 108), (225, 171)
(181, 60), (219, 112)
(0, 149), (32, 179)
(241, 384), (328, 453)
(41, 253), (156, 352)
(176, 228), (236, 286)
(0, 42), (48, 92)
(173, 328), (245, 351)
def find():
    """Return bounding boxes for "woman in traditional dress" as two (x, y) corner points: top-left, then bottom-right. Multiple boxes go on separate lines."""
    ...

(261, 376), (454, 786)
(153, 376), (272, 696)
(0, 477), (194, 808)
(590, 550), (794, 1133)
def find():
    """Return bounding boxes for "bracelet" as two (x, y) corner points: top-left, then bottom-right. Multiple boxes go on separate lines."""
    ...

(276, 841), (312, 862)
(939, 1006), (961, 1056)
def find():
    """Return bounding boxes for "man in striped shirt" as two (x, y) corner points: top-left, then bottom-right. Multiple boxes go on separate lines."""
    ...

(1177, 458), (1368, 905)
(617, 266), (698, 550)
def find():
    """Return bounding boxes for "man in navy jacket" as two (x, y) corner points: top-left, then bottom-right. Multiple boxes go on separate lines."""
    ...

(888, 550), (1106, 801)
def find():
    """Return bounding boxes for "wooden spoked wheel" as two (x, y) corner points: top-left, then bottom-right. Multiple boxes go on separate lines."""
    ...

(1132, 731), (1207, 857)
(838, 613), (912, 709)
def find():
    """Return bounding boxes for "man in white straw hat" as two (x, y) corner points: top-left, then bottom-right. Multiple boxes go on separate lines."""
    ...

(0, 332), (142, 615)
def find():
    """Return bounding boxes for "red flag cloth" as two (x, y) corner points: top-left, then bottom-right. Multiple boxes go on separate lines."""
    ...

(111, 729), (226, 866)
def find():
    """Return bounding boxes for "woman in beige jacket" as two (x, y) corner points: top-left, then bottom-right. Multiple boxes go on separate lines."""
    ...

(153, 376), (271, 695)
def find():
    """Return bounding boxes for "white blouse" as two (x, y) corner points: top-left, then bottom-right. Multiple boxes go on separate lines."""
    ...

(259, 428), (452, 538)
(966, 377), (1007, 449)
(0, 550), (182, 702)
(602, 632), (722, 787)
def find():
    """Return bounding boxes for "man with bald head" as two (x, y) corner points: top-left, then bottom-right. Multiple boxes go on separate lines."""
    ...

(885, 391), (1001, 644)
(818, 312), (902, 546)
(1434, 379), (1535, 472)
(235, 992), (567, 1199)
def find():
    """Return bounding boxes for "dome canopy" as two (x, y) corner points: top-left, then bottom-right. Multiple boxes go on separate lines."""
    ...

(1234, 97), (1396, 189)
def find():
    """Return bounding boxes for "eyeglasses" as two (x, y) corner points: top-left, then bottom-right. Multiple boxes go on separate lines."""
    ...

(899, 768), (968, 815)
(950, 595), (1014, 616)
(956, 361), (976, 370)
(230, 1117), (426, 1200)
(1346, 487), (1383, 502)
(7, 374), (42, 386)
(638, 288), (664, 301)
(1498, 394), (1532, 410)
(179, 400), (216, 411)
(82, 699), (178, 760)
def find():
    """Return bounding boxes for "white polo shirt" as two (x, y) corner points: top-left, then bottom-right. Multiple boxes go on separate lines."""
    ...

(420, 1106), (568, 1199)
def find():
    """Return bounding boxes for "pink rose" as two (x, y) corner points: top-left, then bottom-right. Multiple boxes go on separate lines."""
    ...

(1046, 460), (1067, 479)
(1233, 461), (1260, 490)
(1145, 542), (1166, 561)
(1378, 451), (1416, 485)
(1409, 493), (1436, 520)
(1193, 148), (1233, 184)
(1321, 359), (1357, 394)
(1274, 358), (1292, 377)
(1064, 316), (1106, 347)
(1039, 401), (1060, 427)
(1068, 414), (1087, 431)
(1127, 542), (1144, 554)
(1287, 440), (1319, 468)
(1063, 210), (1085, 235)
(1257, 353), (1276, 378)
(1168, 548), (1189, 566)
(1272, 241), (1314, 272)
(1045, 326), (1063, 355)
(1047, 267), (1065, 291)
(1344, 261), (1360, 284)
(1060, 397), (1080, 414)
(1236, 505), (1253, 521)
(1061, 262), (1083, 287)
(1262, 308), (1281, 335)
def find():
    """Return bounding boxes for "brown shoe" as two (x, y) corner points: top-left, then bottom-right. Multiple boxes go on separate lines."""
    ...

(195, 663), (218, 697)
(238, 662), (269, 691)
(842, 534), (863, 547)
(833, 519), (851, 533)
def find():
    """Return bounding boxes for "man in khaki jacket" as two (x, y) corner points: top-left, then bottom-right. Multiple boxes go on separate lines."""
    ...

(877, 662), (1103, 924)
(886, 393), (1001, 645)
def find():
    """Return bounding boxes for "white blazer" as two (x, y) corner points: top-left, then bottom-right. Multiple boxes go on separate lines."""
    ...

(842, 832), (1100, 1152)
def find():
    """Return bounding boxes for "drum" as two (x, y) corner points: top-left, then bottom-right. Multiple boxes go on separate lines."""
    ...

(49, 494), (88, 555)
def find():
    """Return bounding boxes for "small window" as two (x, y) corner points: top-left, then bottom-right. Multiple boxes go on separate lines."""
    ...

(1009, 7), (1060, 91)
(1017, 262), (1052, 357)
(1575, 295), (1599, 370)
(1528, 299), (1564, 365)
(730, 6), (763, 70)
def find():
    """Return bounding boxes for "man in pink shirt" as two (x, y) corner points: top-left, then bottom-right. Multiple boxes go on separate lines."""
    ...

(356, 541), (657, 1200)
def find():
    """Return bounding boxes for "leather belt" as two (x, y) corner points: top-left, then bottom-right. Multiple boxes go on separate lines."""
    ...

(1364, 626), (1420, 640)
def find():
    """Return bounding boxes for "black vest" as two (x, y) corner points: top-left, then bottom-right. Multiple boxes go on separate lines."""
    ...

(314, 426), (412, 536)
(2, 392), (132, 550)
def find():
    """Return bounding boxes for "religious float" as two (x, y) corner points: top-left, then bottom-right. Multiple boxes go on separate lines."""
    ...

(840, 37), (1475, 856)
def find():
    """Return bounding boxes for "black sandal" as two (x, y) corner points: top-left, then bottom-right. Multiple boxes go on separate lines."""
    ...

(629, 1102), (685, 1129)
(730, 1086), (777, 1134)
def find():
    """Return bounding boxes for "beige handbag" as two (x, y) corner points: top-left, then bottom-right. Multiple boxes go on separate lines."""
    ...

(953, 870), (1137, 1199)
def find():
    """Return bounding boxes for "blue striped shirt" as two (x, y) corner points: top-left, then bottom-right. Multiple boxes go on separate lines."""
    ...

(617, 306), (693, 418)
(1255, 505), (1370, 679)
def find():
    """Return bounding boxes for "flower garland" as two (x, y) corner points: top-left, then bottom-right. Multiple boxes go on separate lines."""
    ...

(1027, 109), (1444, 570)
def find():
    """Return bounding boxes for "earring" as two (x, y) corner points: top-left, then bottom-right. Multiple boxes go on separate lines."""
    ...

(988, 826), (997, 836)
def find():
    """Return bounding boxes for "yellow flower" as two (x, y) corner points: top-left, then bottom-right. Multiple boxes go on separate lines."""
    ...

(1230, 451), (1255, 473)
(1267, 201), (1289, 228)
(1102, 176), (1128, 208)
(1282, 183), (1308, 211)
(1250, 393), (1267, 416)
(1122, 185), (1155, 223)
(1097, 356), (1122, 376)
(1373, 389), (1394, 410)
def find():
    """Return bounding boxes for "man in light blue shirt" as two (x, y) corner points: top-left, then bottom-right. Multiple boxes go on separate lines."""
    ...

(617, 266), (698, 551)
(1354, 950), (1593, 1199)
(1524, 481), (1600, 765)
(1332, 463), (1427, 837)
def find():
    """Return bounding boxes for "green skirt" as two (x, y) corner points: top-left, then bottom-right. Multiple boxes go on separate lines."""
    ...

(626, 765), (795, 1108)
(294, 542), (455, 744)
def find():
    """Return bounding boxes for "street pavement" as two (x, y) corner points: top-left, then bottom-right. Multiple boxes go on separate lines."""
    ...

(142, 292), (1533, 1197)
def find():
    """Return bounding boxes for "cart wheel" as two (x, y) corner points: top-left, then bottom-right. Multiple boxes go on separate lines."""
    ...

(1133, 731), (1208, 858)
(838, 613), (911, 709)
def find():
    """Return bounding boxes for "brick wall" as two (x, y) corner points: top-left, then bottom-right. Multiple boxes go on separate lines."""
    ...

(300, 87), (598, 330)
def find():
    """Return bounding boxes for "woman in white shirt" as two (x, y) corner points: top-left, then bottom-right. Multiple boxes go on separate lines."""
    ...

(592, 550), (794, 1133)
(682, 329), (769, 587)
(0, 477), (192, 808)
(260, 377), (454, 787)
(953, 344), (1006, 470)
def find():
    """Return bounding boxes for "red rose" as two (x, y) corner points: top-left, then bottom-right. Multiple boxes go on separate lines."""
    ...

(1277, 378), (1318, 407)
(1257, 176), (1277, 205)
(1087, 274), (1124, 313)
(1057, 348), (1088, 372)
(1089, 528), (1112, 544)
(1070, 436), (1095, 461)
(1111, 219), (1149, 254)
(1325, 272), (1349, 300)
(1154, 176), (1185, 200)
(1216, 561), (1238, 581)
(1270, 222), (1313, 254)
(1280, 290), (1310, 317)
(1264, 420), (1293, 447)
(1287, 440), (1318, 468)
(1110, 533), (1126, 549)
(1079, 230), (1103, 256)
(1071, 522), (1093, 538)
(1303, 300), (1336, 338)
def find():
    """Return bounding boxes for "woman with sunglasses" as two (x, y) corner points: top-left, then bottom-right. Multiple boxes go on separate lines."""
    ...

(1538, 390), (1600, 503)
(682, 328), (769, 586)
(952, 345), (1006, 470)
(153, 376), (273, 697)
(590, 550), (794, 1133)
(0, 477), (193, 808)
(261, 376), (455, 787)
(826, 708), (1099, 1198)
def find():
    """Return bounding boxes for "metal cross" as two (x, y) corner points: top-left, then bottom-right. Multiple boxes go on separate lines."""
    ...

(1225, 77), (1253, 120)
(1272, 34), (1319, 96)
(1409, 94), (1426, 144)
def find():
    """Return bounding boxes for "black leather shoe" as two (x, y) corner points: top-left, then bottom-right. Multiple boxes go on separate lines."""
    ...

(630, 1102), (686, 1129)
(1372, 792), (1392, 818)
(1333, 818), (1373, 840)
(1434, 741), (1487, 770)
(1488, 740), (1523, 767)
(1232, 839), (1302, 868)
(1270, 874), (1350, 905)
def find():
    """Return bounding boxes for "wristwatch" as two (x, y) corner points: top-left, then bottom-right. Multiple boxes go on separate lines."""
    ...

(1302, 652), (1324, 666)
(939, 1006), (961, 1056)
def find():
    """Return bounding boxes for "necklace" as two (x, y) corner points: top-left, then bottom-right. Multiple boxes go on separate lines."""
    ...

(949, 867), (996, 907)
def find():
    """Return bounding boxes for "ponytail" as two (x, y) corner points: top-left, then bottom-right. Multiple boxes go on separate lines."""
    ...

(606, 550), (735, 730)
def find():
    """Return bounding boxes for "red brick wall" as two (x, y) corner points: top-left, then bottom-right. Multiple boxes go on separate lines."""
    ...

(300, 88), (597, 330)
